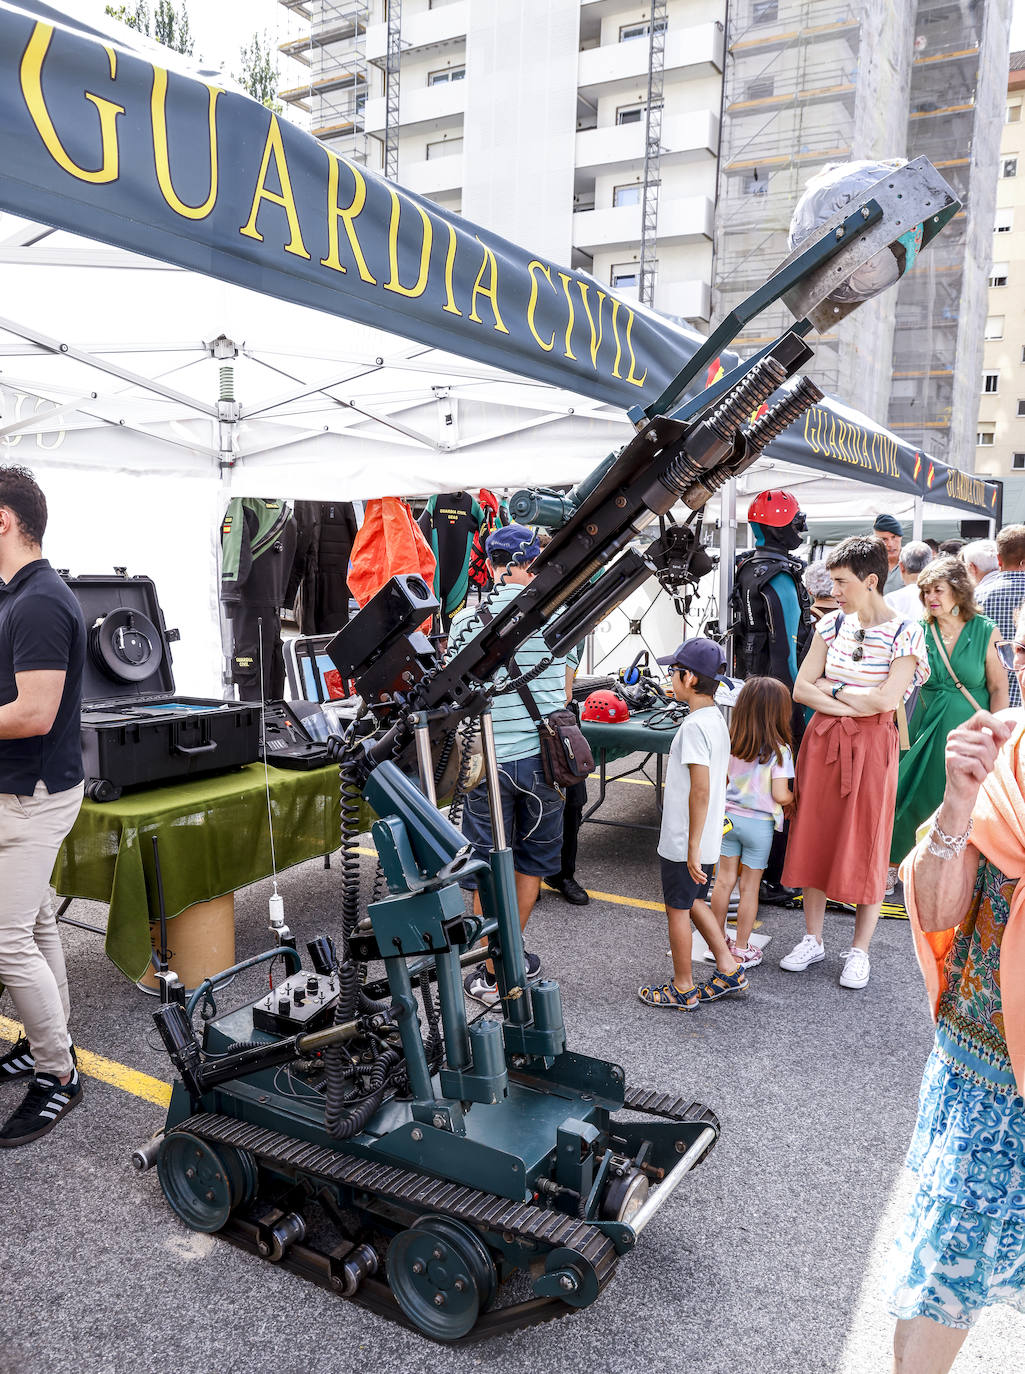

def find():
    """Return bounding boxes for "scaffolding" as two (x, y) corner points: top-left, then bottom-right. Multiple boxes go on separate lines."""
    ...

(638, 0), (668, 309)
(277, 0), (371, 165)
(383, 0), (402, 182)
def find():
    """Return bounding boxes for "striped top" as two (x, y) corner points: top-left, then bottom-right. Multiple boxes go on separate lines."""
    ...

(818, 609), (929, 701)
(448, 583), (577, 764)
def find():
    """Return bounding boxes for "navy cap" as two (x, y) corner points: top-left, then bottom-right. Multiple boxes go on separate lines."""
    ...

(656, 637), (728, 681)
(485, 523), (541, 565)
(873, 513), (903, 538)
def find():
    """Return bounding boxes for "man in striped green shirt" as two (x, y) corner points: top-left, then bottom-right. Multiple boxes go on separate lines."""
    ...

(449, 525), (577, 1003)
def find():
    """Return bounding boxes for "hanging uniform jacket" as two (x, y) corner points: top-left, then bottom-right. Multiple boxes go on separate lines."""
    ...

(730, 548), (814, 687)
(418, 491), (487, 627)
(220, 498), (297, 701)
(286, 500), (360, 635)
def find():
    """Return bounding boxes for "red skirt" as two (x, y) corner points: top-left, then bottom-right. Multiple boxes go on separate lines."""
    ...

(782, 711), (898, 906)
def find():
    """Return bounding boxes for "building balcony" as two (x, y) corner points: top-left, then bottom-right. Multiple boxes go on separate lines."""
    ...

(577, 22), (724, 96)
(608, 277), (711, 323)
(366, 3), (467, 61)
(400, 152), (464, 198)
(575, 111), (718, 174)
(362, 81), (465, 135)
(572, 197), (713, 253)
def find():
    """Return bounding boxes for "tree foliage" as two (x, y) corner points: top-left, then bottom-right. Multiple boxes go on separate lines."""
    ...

(104, 2), (194, 56)
(236, 33), (282, 114)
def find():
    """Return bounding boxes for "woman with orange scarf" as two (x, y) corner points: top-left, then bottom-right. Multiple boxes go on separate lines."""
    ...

(889, 677), (1025, 1372)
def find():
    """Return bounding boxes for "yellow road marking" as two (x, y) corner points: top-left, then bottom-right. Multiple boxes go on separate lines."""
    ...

(0, 1013), (172, 1108)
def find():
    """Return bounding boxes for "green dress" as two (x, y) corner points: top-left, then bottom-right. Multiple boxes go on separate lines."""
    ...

(890, 614), (997, 864)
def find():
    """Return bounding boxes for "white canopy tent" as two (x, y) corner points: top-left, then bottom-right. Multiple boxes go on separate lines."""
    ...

(0, 213), (988, 695)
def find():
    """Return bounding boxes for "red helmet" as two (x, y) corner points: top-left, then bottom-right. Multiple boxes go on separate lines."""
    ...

(747, 489), (800, 527)
(582, 690), (630, 723)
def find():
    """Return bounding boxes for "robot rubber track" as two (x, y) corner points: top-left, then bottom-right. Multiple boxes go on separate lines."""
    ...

(159, 1087), (718, 1345)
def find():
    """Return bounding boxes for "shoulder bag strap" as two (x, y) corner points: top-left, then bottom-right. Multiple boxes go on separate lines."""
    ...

(477, 606), (546, 726)
(929, 621), (984, 714)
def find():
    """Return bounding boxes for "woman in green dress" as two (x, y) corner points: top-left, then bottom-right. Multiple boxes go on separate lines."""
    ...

(890, 556), (1008, 867)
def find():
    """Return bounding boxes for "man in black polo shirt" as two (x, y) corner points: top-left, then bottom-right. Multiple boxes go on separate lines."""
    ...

(0, 466), (86, 1148)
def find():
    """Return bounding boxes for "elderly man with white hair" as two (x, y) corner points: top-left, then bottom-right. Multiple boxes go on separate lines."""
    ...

(885, 540), (933, 620)
(960, 538), (999, 590)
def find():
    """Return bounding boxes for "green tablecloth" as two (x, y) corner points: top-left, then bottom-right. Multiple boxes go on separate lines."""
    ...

(53, 763), (373, 984)
(582, 707), (683, 764)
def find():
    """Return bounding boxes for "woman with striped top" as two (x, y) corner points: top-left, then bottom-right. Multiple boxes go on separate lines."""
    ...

(780, 536), (929, 990)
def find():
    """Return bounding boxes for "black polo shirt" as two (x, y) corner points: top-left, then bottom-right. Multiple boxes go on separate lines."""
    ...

(0, 559), (85, 795)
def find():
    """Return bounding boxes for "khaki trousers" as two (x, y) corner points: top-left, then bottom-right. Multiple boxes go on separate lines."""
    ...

(0, 780), (84, 1077)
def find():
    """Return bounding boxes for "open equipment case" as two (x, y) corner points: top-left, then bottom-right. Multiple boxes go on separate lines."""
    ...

(68, 573), (261, 802)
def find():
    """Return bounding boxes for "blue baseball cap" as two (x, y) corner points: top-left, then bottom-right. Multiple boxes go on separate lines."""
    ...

(656, 637), (728, 681)
(485, 523), (541, 565)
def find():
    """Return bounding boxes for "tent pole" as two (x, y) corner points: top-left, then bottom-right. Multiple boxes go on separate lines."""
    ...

(719, 479), (737, 671)
(912, 496), (924, 543)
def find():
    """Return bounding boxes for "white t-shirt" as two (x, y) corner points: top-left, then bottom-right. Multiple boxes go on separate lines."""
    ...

(658, 705), (731, 865)
(885, 582), (924, 621)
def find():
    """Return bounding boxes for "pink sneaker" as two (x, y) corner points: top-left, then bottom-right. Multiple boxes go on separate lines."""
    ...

(728, 938), (762, 969)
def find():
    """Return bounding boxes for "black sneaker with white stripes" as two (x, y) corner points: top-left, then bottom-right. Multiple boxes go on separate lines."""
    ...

(0, 1069), (82, 1148)
(0, 1035), (76, 1084)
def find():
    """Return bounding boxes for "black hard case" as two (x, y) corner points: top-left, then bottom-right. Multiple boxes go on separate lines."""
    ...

(65, 574), (260, 801)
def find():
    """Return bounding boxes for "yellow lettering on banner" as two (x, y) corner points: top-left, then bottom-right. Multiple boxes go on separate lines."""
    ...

(623, 307), (648, 388)
(577, 282), (607, 369)
(557, 273), (577, 361)
(469, 239), (510, 334)
(321, 153), (376, 282)
(151, 66), (221, 219)
(526, 261), (557, 352)
(804, 408), (822, 454)
(384, 188), (433, 298)
(20, 23), (124, 184)
(610, 296), (624, 379)
(239, 116), (311, 259)
(442, 224), (462, 316)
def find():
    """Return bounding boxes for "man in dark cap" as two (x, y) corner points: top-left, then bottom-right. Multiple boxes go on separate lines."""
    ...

(447, 524), (579, 1003)
(873, 514), (904, 595)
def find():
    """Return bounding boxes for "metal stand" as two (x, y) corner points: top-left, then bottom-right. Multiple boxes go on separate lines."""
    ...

(581, 749), (665, 831)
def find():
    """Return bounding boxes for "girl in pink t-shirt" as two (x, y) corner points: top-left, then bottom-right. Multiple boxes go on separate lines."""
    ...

(709, 677), (794, 967)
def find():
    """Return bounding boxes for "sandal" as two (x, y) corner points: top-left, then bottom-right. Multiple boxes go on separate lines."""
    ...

(696, 967), (750, 1002)
(638, 980), (699, 1011)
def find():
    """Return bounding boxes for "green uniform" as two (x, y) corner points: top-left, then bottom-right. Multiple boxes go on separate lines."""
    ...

(890, 614), (997, 865)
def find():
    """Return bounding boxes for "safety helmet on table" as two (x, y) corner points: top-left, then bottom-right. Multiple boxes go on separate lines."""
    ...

(747, 489), (802, 528)
(581, 690), (630, 723)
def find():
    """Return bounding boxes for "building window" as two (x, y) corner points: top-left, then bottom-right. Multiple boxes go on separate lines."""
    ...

(611, 264), (639, 288)
(1008, 101), (1022, 123)
(1021, 345), (1025, 364)
(616, 104), (644, 125)
(752, 0), (779, 23)
(746, 77), (775, 100)
(1018, 400), (1025, 417)
(977, 431), (995, 446)
(983, 371), (1000, 394)
(426, 136), (462, 160)
(620, 18), (667, 42)
(1013, 453), (1025, 469)
(990, 262), (1009, 287)
(743, 172), (768, 195)
(985, 316), (1005, 340)
(428, 66), (465, 86)
(1005, 158), (1019, 178)
(613, 184), (641, 208)
(995, 209), (1014, 233)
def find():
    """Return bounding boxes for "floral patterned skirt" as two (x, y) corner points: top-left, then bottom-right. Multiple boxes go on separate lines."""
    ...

(886, 1051), (1025, 1328)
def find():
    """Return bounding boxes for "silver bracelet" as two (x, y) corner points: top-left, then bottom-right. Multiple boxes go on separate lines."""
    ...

(926, 817), (974, 860)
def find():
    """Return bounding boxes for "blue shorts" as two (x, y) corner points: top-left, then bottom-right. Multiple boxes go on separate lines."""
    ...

(459, 754), (564, 887)
(719, 811), (775, 870)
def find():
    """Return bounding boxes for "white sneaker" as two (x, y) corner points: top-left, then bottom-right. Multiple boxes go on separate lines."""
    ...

(839, 947), (871, 989)
(779, 934), (825, 972)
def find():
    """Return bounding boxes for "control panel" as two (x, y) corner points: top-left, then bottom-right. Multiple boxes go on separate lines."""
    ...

(252, 970), (340, 1034)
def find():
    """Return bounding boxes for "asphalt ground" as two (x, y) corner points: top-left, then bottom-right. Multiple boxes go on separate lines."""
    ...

(1, 763), (1022, 1374)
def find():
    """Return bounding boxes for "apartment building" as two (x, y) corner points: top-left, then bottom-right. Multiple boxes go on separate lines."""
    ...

(714, 0), (1010, 463)
(278, 0), (726, 327)
(976, 52), (1025, 478)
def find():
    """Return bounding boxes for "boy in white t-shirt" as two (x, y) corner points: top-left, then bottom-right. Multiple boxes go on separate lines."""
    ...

(638, 639), (749, 1011)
